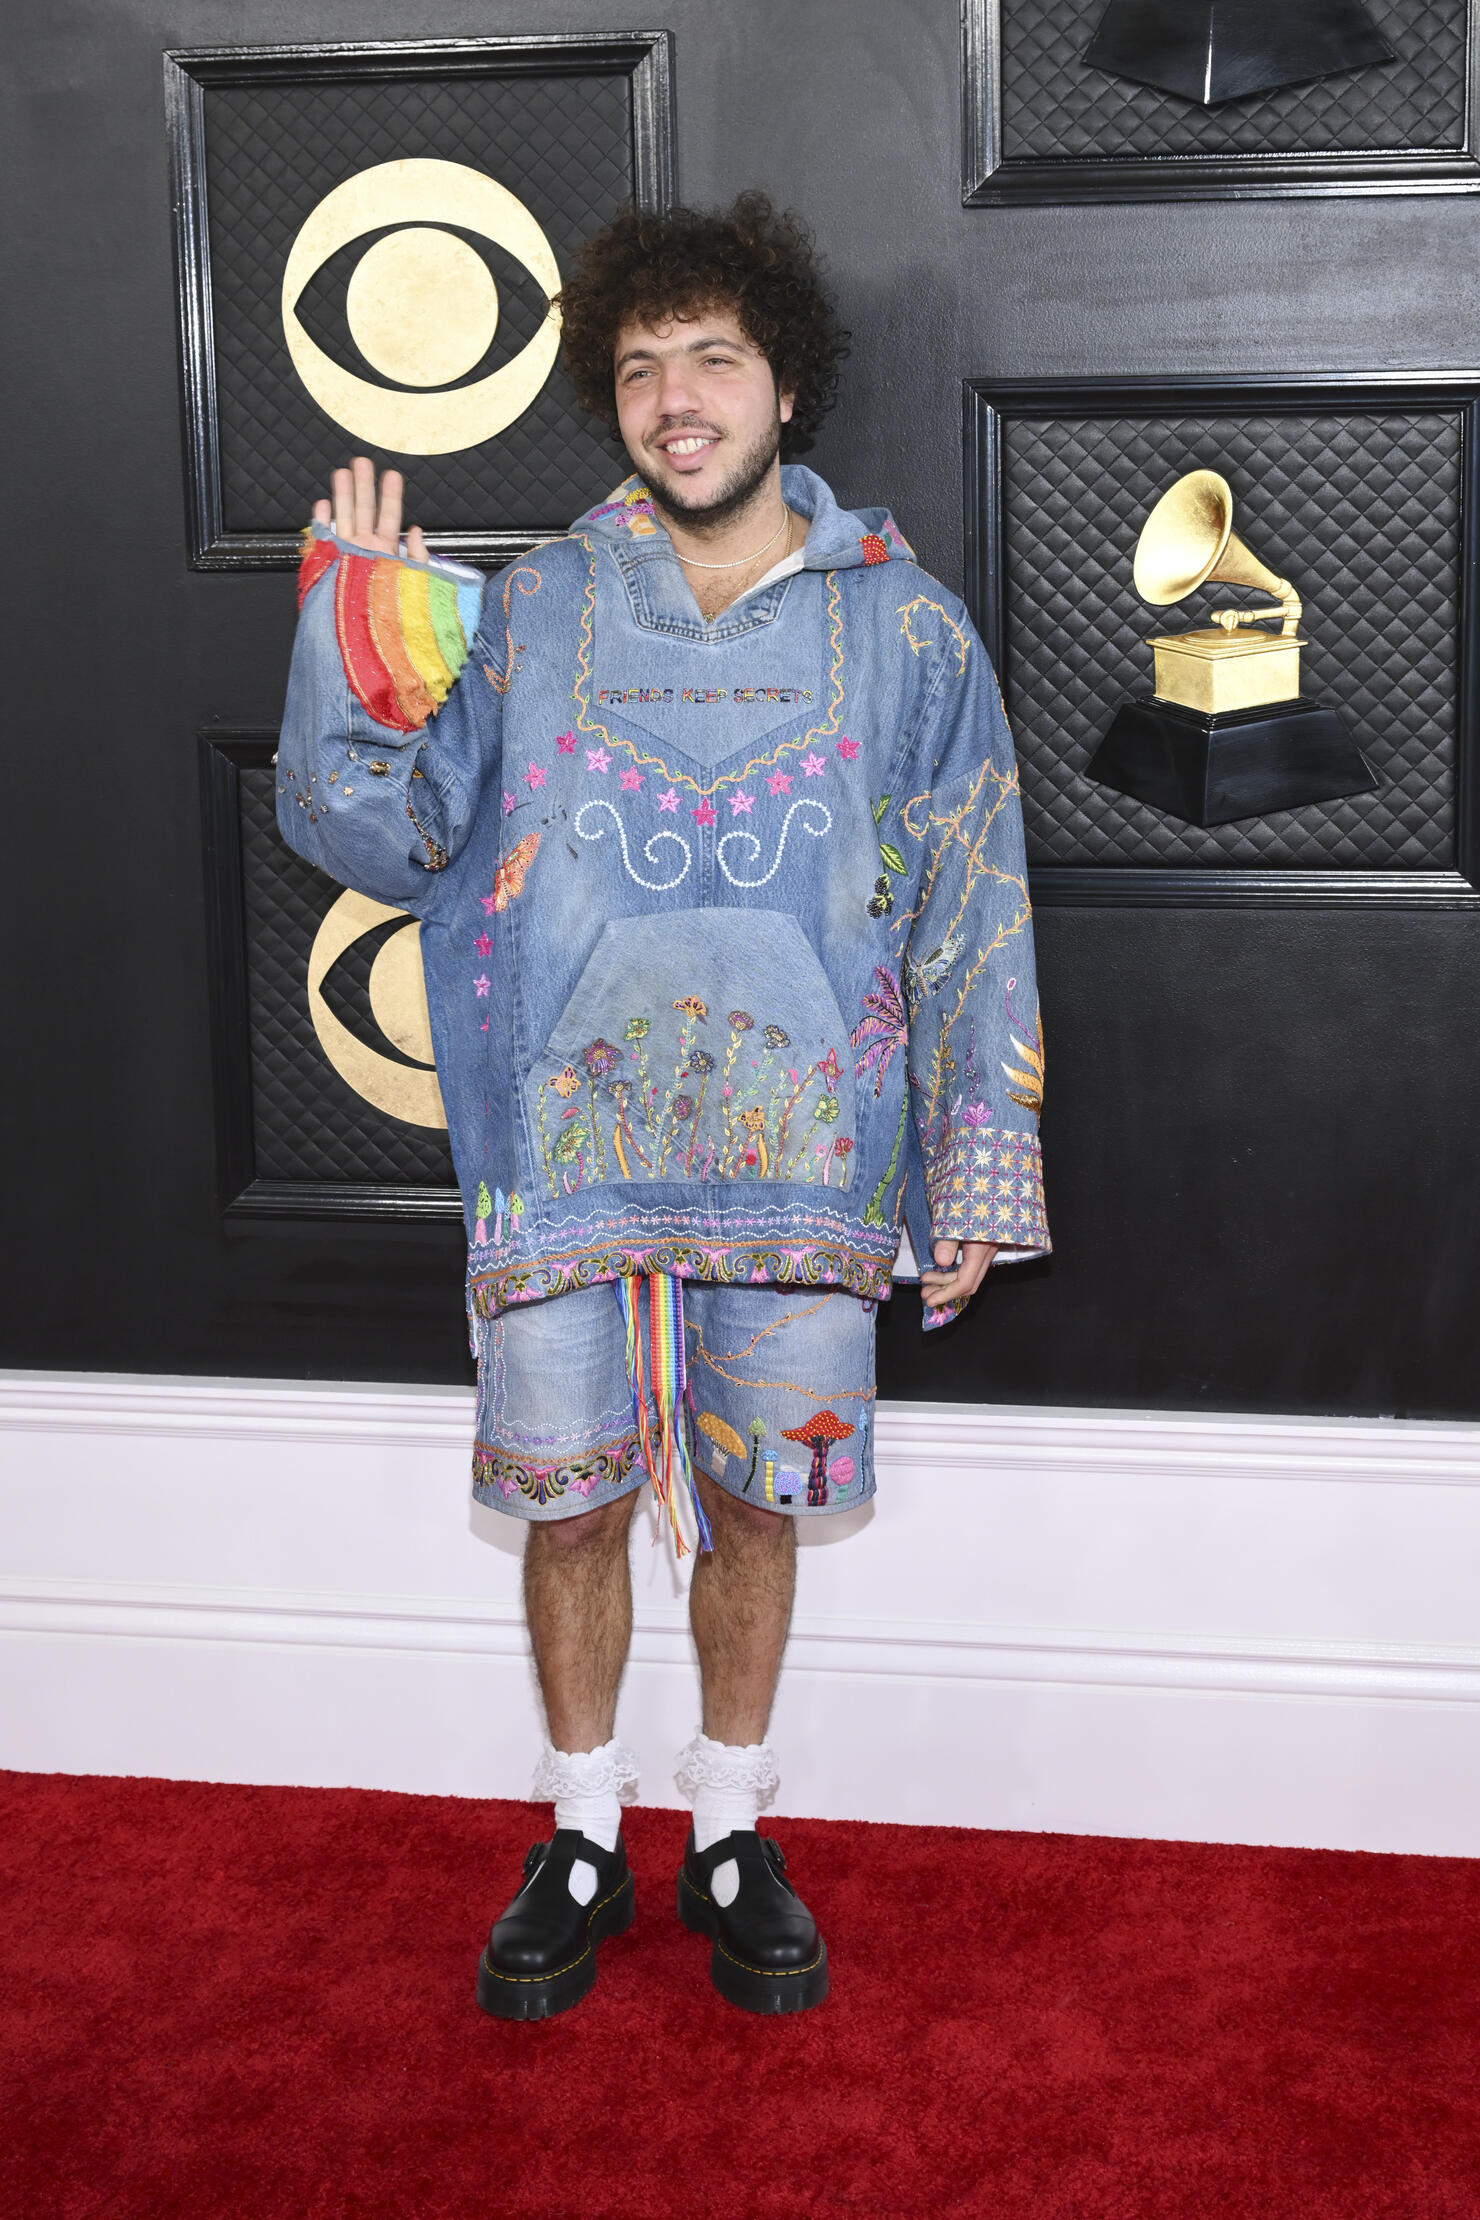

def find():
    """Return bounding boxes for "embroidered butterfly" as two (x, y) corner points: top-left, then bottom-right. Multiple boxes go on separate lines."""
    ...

(489, 830), (541, 913)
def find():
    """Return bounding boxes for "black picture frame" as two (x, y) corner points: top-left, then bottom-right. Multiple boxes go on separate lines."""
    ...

(165, 33), (675, 571)
(199, 731), (463, 1219)
(963, 0), (1480, 204)
(964, 372), (1480, 907)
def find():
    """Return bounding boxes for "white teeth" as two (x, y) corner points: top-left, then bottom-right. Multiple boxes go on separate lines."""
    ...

(666, 436), (712, 455)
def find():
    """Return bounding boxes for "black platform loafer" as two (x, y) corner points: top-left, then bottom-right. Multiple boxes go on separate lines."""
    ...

(677, 1827), (828, 2014)
(476, 1829), (634, 2021)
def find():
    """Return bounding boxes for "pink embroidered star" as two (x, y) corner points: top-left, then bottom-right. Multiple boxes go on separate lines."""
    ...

(502, 790), (516, 815)
(555, 731), (576, 754)
(836, 736), (860, 760)
(655, 787), (679, 813)
(524, 762), (547, 789)
(586, 747), (611, 774)
(480, 891), (498, 915)
(767, 770), (792, 797)
(691, 798), (717, 827)
(801, 751), (827, 777)
(729, 789), (755, 815)
(473, 975), (490, 997)
(619, 766), (645, 791)
(474, 932), (492, 957)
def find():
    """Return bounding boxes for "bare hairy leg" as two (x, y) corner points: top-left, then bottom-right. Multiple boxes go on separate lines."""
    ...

(523, 1492), (640, 1751)
(688, 1470), (797, 1745)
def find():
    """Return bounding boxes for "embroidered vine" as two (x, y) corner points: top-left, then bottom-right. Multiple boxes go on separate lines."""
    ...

(890, 755), (1034, 1153)
(481, 564), (542, 694)
(897, 595), (968, 676)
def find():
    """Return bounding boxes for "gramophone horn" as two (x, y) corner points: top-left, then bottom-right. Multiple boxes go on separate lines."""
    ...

(1133, 468), (1302, 635)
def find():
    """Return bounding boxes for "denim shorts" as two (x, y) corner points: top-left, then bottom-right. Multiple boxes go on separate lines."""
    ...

(472, 1281), (877, 1521)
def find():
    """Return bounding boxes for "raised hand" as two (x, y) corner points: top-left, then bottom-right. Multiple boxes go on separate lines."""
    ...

(311, 455), (429, 563)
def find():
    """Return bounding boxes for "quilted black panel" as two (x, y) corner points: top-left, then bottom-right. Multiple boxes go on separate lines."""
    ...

(239, 764), (456, 1185)
(1000, 0), (1466, 160)
(203, 70), (635, 537)
(1000, 411), (1460, 867)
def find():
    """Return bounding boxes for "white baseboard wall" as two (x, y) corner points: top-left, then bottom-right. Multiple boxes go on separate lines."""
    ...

(1, 1371), (1477, 1855)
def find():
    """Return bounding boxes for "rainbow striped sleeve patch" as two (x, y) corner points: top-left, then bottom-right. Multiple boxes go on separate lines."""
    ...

(296, 532), (481, 735)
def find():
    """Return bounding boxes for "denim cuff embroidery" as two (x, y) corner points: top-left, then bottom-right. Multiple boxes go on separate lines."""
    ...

(925, 1126), (1050, 1252)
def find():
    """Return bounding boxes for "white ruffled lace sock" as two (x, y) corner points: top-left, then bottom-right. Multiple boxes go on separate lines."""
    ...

(531, 1739), (638, 1899)
(675, 1732), (780, 1858)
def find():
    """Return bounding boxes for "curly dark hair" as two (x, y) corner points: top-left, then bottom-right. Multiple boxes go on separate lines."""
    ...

(556, 191), (848, 455)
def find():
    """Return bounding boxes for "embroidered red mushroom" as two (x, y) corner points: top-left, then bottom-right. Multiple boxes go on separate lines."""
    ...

(780, 1408), (855, 1508)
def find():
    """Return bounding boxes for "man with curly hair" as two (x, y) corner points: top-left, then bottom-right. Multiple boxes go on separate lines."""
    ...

(278, 192), (1049, 2020)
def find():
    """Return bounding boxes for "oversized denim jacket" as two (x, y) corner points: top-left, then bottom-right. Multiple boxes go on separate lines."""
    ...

(277, 464), (1049, 1330)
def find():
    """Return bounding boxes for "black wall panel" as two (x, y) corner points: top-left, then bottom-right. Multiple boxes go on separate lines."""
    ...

(4, 0), (1479, 1416)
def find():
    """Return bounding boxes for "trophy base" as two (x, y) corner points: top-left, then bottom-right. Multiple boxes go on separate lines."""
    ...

(1083, 1), (1394, 107)
(1086, 697), (1379, 828)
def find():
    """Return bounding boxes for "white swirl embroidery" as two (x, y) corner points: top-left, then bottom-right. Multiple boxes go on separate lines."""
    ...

(575, 799), (692, 891)
(716, 798), (833, 889)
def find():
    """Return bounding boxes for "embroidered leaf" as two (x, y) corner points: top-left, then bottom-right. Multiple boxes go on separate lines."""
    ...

(475, 1181), (492, 1219)
(1008, 1030), (1045, 1080)
(878, 841), (907, 876)
(871, 795), (890, 826)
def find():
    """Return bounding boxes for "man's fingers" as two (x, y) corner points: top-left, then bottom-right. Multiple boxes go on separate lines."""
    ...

(404, 523), (429, 565)
(920, 1239), (998, 1311)
(351, 456), (379, 545)
(376, 469), (404, 550)
(331, 467), (354, 539)
(321, 461), (417, 555)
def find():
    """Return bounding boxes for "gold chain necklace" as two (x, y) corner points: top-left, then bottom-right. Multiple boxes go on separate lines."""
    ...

(673, 509), (790, 571)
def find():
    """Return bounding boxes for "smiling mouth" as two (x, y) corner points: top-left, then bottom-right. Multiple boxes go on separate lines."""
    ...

(655, 430), (720, 461)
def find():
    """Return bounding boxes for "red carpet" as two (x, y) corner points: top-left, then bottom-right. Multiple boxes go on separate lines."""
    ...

(3, 1772), (1478, 2220)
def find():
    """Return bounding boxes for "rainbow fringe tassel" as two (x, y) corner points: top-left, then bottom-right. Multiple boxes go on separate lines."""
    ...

(297, 528), (482, 735)
(617, 1273), (713, 1558)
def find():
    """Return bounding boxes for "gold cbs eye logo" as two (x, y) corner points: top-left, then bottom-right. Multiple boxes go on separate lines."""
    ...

(308, 891), (447, 1129)
(281, 158), (562, 456)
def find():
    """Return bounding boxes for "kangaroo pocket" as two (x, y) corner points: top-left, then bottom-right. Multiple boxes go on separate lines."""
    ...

(525, 909), (857, 1199)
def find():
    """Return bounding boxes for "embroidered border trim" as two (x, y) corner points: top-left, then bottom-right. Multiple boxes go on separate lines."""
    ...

(469, 1233), (896, 1321)
(472, 1432), (642, 1508)
(925, 1126), (1050, 1251)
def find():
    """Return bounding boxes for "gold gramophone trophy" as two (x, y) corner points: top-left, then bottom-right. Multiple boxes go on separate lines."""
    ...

(1086, 469), (1377, 827)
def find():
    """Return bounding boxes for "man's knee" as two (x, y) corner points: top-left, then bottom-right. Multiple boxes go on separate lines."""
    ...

(526, 1491), (636, 1559)
(697, 1472), (793, 1553)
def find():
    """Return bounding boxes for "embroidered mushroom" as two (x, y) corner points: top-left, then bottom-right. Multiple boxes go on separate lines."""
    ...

(696, 1411), (746, 1478)
(780, 1408), (855, 1508)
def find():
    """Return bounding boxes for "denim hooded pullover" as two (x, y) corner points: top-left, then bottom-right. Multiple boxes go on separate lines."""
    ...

(278, 465), (1049, 1339)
